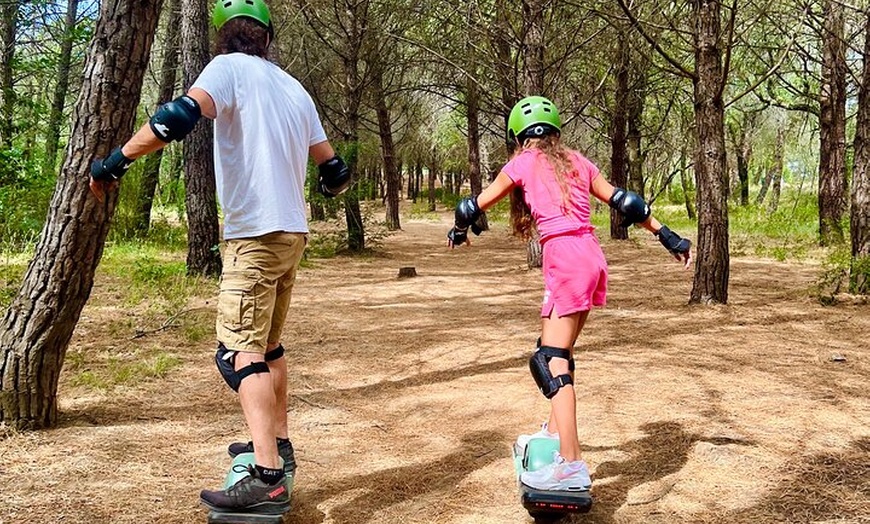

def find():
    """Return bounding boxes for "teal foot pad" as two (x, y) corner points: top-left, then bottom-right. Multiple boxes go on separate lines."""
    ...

(513, 438), (593, 517)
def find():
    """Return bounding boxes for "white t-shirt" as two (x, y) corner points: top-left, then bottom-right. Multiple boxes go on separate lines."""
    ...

(192, 53), (327, 239)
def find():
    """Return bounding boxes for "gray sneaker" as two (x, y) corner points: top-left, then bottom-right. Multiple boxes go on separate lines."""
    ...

(200, 464), (290, 514)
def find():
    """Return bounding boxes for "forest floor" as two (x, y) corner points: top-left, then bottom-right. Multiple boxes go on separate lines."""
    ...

(1, 208), (869, 524)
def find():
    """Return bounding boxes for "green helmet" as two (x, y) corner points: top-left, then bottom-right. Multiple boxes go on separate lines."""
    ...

(507, 96), (561, 142)
(212, 0), (271, 31)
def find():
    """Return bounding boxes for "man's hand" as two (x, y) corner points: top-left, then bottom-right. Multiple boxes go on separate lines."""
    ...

(656, 225), (692, 269)
(447, 226), (470, 249)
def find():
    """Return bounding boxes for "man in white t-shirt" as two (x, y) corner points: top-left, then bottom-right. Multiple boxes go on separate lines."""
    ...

(90, 0), (349, 515)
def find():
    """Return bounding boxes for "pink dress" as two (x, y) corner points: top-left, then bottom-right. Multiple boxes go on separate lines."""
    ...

(502, 148), (608, 317)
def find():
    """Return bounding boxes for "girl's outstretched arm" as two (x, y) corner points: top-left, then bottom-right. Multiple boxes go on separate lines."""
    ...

(590, 174), (692, 268)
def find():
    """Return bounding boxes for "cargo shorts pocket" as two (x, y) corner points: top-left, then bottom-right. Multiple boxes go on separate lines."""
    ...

(218, 270), (259, 332)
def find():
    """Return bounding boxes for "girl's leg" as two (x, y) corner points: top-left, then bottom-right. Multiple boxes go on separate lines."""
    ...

(541, 309), (589, 462)
(545, 313), (586, 435)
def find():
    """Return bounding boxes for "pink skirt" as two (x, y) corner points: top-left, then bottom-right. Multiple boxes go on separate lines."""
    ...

(540, 233), (608, 317)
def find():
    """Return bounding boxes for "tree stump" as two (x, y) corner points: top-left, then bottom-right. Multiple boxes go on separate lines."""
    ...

(398, 267), (417, 278)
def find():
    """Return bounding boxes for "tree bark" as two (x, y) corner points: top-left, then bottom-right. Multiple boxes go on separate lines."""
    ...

(135, 0), (181, 234)
(0, 0), (163, 429)
(610, 32), (630, 240)
(0, 0), (17, 148)
(690, 0), (729, 305)
(680, 147), (696, 220)
(42, 0), (80, 177)
(181, 0), (221, 276)
(818, 0), (847, 246)
(851, 9), (870, 293)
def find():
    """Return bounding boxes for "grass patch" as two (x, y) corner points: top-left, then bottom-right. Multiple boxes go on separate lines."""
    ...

(100, 243), (215, 312)
(70, 351), (182, 391)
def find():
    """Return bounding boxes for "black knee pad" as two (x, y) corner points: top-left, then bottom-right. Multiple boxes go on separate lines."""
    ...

(215, 343), (269, 392)
(529, 345), (574, 399)
(264, 344), (285, 362)
(536, 337), (575, 372)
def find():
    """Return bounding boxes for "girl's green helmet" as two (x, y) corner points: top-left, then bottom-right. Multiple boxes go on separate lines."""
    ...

(507, 96), (561, 142)
(212, 0), (272, 31)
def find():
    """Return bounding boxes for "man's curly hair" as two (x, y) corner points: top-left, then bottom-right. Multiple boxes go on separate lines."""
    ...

(215, 17), (269, 57)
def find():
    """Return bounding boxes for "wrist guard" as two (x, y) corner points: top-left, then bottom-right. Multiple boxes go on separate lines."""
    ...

(656, 225), (691, 255)
(447, 226), (469, 246)
(90, 146), (133, 182)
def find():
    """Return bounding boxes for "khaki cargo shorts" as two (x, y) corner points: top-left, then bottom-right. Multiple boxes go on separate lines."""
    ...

(216, 231), (306, 354)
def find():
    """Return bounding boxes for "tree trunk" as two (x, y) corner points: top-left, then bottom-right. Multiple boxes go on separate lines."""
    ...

(730, 112), (755, 207)
(373, 66), (401, 230)
(309, 174), (325, 221)
(690, 0), (729, 305)
(0, 0), (163, 429)
(0, 0), (17, 148)
(181, 0), (221, 276)
(466, 72), (488, 232)
(135, 0), (181, 234)
(627, 48), (647, 198)
(522, 0), (545, 267)
(340, 6), (366, 253)
(610, 33), (630, 240)
(427, 160), (436, 212)
(851, 9), (870, 294)
(768, 126), (784, 213)
(42, 0), (80, 176)
(756, 163), (771, 205)
(818, 0), (848, 246)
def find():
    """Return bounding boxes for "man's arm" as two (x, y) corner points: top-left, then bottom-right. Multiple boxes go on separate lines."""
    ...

(89, 87), (216, 201)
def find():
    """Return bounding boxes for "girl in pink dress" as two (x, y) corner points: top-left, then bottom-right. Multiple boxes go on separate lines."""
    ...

(448, 96), (691, 491)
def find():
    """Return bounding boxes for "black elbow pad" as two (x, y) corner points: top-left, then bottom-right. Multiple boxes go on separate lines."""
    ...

(454, 197), (481, 229)
(149, 95), (201, 142)
(317, 155), (351, 197)
(609, 187), (650, 227)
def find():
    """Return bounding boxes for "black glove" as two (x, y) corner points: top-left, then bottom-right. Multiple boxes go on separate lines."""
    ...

(90, 146), (133, 182)
(656, 225), (691, 256)
(447, 226), (469, 247)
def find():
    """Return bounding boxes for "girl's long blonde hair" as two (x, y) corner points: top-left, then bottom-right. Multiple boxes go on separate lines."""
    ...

(510, 134), (579, 240)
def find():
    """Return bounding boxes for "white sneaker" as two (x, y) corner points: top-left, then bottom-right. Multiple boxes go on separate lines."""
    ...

(516, 421), (559, 449)
(520, 452), (592, 491)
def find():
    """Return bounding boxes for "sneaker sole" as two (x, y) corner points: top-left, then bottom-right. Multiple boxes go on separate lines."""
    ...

(200, 498), (291, 515)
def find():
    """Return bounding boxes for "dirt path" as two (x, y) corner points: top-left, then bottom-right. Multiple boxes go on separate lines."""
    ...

(3, 214), (869, 524)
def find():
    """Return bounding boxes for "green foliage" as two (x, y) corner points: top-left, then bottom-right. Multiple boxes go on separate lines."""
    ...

(730, 193), (819, 260)
(0, 149), (53, 249)
(818, 248), (870, 302)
